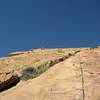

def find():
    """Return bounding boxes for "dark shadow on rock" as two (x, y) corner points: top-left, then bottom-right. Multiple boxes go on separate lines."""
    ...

(0, 75), (20, 93)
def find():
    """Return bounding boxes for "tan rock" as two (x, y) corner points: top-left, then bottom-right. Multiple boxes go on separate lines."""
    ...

(0, 47), (100, 100)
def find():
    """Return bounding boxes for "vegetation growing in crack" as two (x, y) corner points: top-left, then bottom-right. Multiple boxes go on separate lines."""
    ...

(20, 51), (80, 81)
(20, 67), (38, 81)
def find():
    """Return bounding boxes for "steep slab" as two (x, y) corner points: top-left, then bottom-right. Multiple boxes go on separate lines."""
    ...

(0, 47), (100, 100)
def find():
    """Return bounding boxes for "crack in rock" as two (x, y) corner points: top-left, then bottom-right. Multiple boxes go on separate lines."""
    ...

(0, 75), (20, 93)
(0, 50), (81, 93)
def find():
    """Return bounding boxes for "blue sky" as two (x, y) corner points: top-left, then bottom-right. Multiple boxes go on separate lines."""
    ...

(0, 0), (100, 56)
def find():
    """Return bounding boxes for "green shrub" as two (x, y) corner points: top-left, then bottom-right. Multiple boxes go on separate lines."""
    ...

(21, 67), (38, 81)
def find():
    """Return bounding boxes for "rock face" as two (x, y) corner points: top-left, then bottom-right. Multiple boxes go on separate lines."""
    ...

(0, 47), (100, 100)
